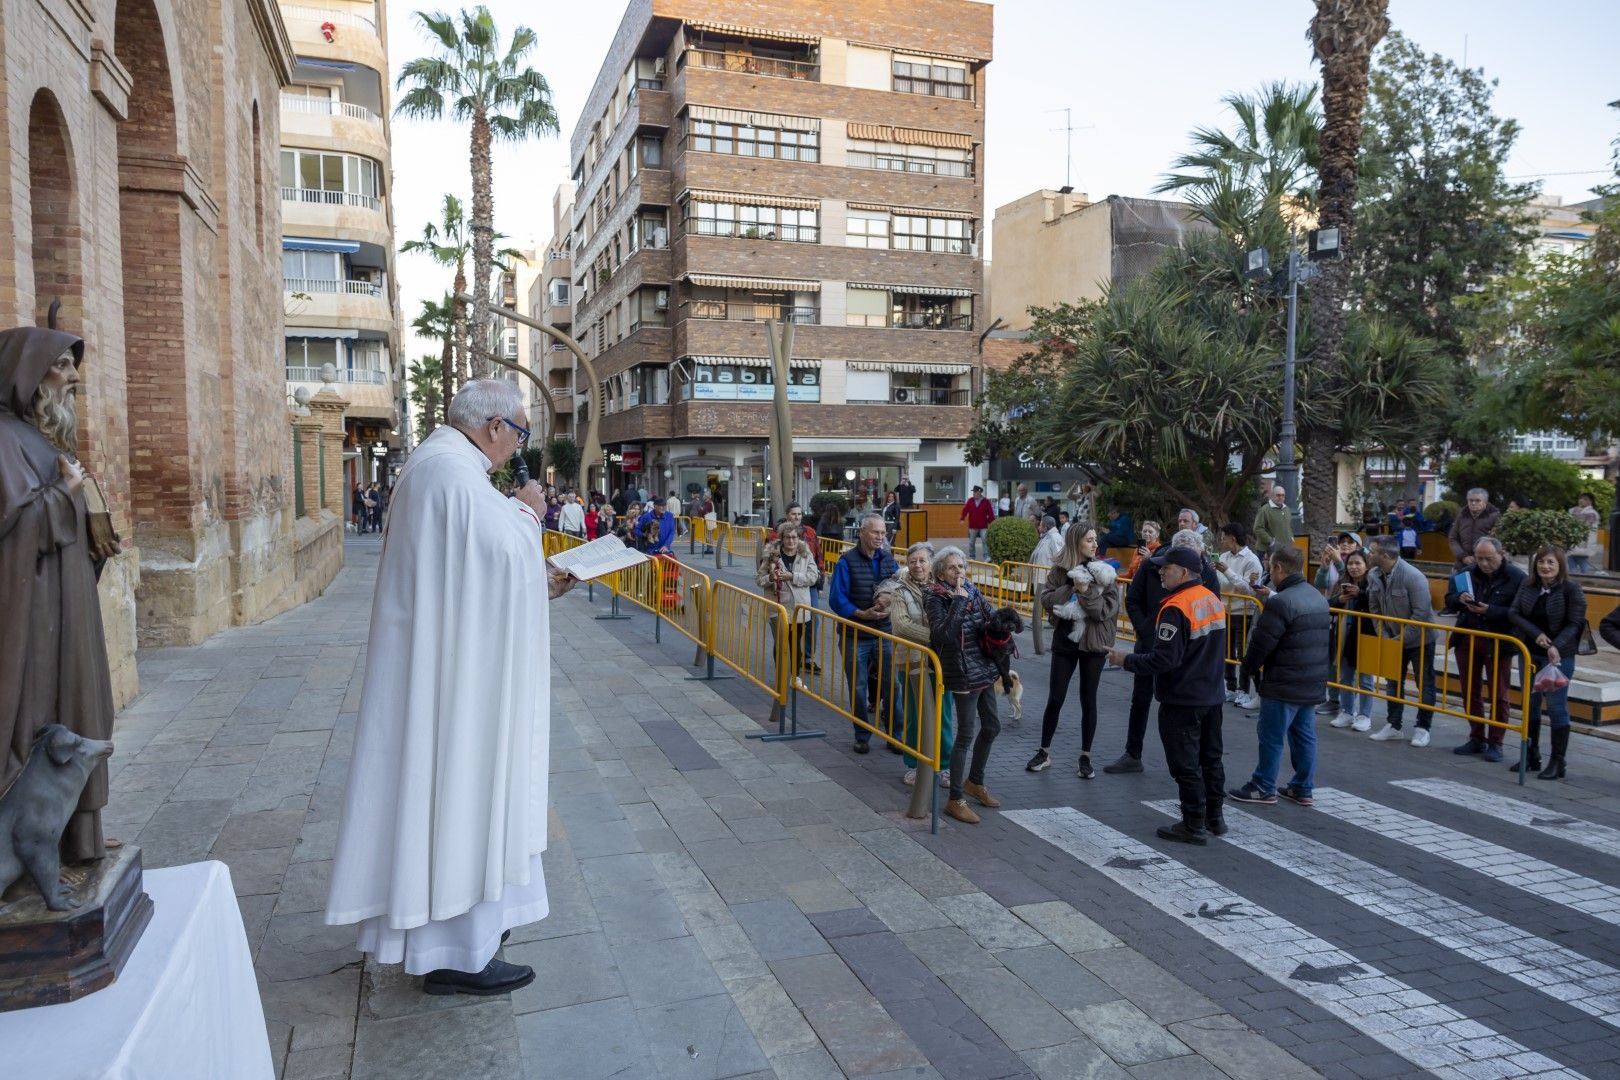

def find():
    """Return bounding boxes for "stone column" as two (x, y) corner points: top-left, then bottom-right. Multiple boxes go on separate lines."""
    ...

(305, 389), (348, 518)
(292, 411), (325, 521)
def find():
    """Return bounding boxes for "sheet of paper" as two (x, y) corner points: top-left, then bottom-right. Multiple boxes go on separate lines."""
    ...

(546, 533), (649, 581)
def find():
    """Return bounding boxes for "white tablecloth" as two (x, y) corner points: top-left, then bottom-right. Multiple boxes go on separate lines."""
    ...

(0, 860), (274, 1080)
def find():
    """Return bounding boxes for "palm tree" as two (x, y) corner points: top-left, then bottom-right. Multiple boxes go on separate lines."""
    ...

(1302, 0), (1390, 540)
(1155, 82), (1321, 252)
(396, 8), (558, 375)
(407, 355), (444, 442)
(412, 294), (455, 424)
(401, 194), (471, 391)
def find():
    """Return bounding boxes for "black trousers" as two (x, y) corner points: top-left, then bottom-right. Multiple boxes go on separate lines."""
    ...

(1158, 703), (1225, 822)
(1124, 662), (1154, 759)
(1040, 650), (1105, 754)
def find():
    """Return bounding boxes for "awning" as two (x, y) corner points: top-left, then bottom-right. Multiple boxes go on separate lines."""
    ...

(846, 202), (976, 220)
(685, 20), (819, 44)
(286, 326), (359, 339)
(847, 282), (975, 297)
(686, 355), (820, 369)
(848, 361), (972, 375)
(685, 273), (820, 292)
(294, 58), (358, 71)
(682, 188), (818, 210)
(283, 236), (361, 253)
(845, 123), (973, 150)
(688, 104), (820, 132)
(888, 47), (979, 65)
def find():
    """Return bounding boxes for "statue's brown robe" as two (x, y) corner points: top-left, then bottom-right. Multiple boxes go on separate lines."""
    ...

(0, 327), (114, 863)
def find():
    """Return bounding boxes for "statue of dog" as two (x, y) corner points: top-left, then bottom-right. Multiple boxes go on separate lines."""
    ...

(0, 725), (115, 911)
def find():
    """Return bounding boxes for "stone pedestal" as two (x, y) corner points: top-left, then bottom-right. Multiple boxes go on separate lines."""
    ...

(0, 846), (153, 1011)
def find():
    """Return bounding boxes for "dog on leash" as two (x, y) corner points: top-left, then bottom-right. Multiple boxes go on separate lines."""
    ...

(980, 607), (1025, 722)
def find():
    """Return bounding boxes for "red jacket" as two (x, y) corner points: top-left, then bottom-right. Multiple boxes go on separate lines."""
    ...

(960, 497), (994, 529)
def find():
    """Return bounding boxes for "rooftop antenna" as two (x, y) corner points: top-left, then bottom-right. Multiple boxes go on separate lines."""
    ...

(1045, 108), (1094, 193)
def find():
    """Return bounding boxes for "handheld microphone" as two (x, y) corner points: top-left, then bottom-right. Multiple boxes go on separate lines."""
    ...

(511, 452), (530, 487)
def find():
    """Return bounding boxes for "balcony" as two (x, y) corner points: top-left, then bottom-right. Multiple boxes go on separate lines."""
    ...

(629, 86), (671, 129)
(286, 365), (388, 385)
(286, 278), (382, 297)
(685, 301), (818, 325)
(282, 4), (376, 34)
(281, 186), (380, 212)
(686, 48), (818, 82)
(281, 95), (380, 125)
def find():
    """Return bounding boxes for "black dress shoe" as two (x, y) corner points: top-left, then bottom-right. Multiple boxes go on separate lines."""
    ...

(1156, 821), (1209, 846)
(853, 741), (871, 755)
(423, 956), (535, 996)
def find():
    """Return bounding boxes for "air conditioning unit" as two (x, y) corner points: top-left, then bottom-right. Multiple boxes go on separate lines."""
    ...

(893, 387), (911, 403)
(654, 289), (669, 310)
(654, 57), (667, 75)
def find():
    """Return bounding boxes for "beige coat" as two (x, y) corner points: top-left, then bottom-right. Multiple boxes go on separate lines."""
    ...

(878, 570), (933, 668)
(756, 539), (819, 619)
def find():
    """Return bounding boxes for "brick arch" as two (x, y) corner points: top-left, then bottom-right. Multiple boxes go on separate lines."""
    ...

(26, 90), (86, 458)
(115, 0), (190, 538)
(27, 91), (82, 332)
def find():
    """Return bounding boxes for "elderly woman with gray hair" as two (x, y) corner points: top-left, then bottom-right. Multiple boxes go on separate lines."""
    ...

(878, 543), (956, 788)
(924, 546), (1003, 824)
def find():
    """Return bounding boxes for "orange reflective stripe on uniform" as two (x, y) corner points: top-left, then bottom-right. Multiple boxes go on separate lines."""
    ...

(1159, 586), (1226, 640)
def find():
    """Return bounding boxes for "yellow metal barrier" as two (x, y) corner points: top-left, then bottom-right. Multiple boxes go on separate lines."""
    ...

(707, 579), (790, 703)
(542, 530), (586, 559)
(659, 560), (710, 650)
(819, 536), (850, 575)
(1219, 589), (1535, 780)
(994, 561), (1042, 621)
(790, 607), (946, 772)
(727, 524), (767, 564)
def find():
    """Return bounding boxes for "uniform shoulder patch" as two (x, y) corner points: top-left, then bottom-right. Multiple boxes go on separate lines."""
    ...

(1158, 622), (1179, 641)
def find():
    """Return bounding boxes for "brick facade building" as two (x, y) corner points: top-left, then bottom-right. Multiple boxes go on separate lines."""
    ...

(0, 0), (341, 707)
(567, 0), (993, 520)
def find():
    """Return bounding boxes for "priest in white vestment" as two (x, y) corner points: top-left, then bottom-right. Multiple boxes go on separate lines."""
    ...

(325, 379), (574, 996)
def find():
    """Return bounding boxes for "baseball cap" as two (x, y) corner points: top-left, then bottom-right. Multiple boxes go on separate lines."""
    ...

(1147, 547), (1203, 574)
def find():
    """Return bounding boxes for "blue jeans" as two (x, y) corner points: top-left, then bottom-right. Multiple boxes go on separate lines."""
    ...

(1336, 657), (1375, 717)
(1529, 654), (1576, 738)
(842, 636), (895, 744)
(966, 528), (985, 560)
(1251, 698), (1317, 796)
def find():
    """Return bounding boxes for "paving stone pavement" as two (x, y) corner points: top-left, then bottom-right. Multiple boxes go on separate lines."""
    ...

(106, 538), (1620, 1079)
(106, 538), (1323, 1080)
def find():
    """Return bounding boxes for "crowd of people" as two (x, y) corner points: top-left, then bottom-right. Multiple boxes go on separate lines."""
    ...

(725, 482), (1620, 840)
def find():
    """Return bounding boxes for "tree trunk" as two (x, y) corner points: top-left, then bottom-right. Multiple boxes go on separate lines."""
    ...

(452, 266), (468, 391)
(468, 111), (495, 378)
(1304, 0), (1390, 545)
(439, 335), (454, 426)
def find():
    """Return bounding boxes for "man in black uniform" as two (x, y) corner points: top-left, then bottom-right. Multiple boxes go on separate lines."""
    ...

(1104, 530), (1221, 774)
(1108, 547), (1229, 845)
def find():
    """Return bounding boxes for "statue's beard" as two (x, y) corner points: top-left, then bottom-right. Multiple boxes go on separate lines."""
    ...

(30, 383), (79, 454)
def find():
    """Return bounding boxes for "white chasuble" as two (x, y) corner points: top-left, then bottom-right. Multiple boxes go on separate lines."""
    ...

(325, 426), (551, 973)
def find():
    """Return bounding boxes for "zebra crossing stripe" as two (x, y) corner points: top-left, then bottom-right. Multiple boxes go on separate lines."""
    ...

(1144, 799), (1620, 1030)
(1312, 788), (1620, 929)
(1003, 806), (1585, 1080)
(1392, 778), (1620, 860)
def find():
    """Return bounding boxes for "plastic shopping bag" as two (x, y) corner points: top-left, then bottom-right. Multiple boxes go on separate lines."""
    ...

(1532, 663), (1570, 694)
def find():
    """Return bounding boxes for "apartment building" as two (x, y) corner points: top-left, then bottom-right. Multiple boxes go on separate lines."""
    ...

(530, 184), (580, 448)
(568, 0), (993, 519)
(278, 1), (406, 486)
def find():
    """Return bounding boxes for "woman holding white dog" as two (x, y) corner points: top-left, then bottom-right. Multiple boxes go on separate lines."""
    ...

(1031, 526), (1121, 778)
(879, 543), (956, 788)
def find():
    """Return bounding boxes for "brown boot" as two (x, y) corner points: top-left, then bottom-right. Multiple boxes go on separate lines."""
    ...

(962, 781), (1001, 808)
(944, 799), (980, 824)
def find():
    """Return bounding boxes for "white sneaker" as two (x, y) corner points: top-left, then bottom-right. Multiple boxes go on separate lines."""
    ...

(903, 768), (917, 786)
(1330, 713), (1354, 729)
(1352, 714), (1372, 733)
(1224, 688), (1239, 703)
(1236, 692), (1261, 711)
(1370, 723), (1405, 742)
(1410, 728), (1431, 748)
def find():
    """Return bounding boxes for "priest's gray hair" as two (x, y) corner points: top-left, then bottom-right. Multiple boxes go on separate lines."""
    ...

(448, 378), (523, 432)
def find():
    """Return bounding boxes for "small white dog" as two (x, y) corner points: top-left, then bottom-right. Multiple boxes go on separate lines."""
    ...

(1050, 561), (1118, 645)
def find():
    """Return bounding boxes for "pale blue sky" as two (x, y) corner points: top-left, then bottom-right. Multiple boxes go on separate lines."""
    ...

(388, 0), (1618, 354)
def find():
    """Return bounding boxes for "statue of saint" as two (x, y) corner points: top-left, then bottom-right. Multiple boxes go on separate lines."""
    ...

(0, 327), (120, 864)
